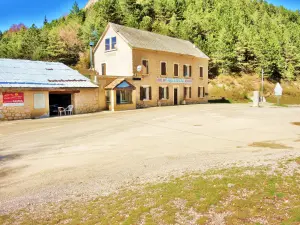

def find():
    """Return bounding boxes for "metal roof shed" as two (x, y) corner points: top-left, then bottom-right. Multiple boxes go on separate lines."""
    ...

(0, 59), (98, 88)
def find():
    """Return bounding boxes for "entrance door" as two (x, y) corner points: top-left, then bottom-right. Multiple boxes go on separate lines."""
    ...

(49, 93), (72, 116)
(174, 88), (178, 105)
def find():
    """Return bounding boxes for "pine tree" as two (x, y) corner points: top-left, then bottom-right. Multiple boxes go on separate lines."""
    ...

(20, 24), (42, 59)
(70, 1), (80, 15)
(44, 16), (48, 25)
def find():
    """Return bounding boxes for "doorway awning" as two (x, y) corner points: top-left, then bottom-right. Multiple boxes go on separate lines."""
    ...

(105, 78), (136, 90)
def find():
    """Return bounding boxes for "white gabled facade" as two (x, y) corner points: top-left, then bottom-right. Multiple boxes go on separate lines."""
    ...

(94, 26), (133, 77)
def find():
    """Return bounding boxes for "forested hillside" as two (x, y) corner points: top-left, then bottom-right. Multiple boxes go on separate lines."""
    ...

(0, 0), (300, 80)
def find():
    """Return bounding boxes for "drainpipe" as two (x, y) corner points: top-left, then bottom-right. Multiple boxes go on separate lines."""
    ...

(89, 41), (94, 70)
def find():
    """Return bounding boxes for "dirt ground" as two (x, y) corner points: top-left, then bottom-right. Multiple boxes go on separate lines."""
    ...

(1, 104), (300, 214)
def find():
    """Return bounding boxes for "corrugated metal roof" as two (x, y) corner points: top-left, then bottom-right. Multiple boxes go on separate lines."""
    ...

(0, 59), (98, 88)
(110, 23), (209, 59)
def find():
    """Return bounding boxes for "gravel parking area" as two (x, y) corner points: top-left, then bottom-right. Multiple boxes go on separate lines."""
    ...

(1, 104), (300, 214)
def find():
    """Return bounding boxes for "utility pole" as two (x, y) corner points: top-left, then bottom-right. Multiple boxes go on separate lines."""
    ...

(261, 68), (264, 103)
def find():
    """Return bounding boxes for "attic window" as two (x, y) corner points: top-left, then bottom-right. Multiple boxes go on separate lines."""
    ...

(105, 38), (110, 51)
(111, 37), (117, 49)
(105, 37), (117, 51)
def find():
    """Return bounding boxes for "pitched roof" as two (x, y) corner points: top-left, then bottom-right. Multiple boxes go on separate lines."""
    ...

(109, 23), (209, 59)
(0, 59), (98, 88)
(105, 78), (135, 90)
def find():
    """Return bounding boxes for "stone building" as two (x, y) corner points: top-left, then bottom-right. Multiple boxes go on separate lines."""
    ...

(0, 59), (98, 121)
(94, 23), (209, 111)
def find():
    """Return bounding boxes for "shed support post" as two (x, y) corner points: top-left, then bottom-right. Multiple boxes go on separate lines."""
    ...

(110, 90), (115, 112)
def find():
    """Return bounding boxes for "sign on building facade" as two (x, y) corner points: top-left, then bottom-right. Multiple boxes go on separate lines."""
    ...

(3, 92), (24, 106)
(157, 78), (193, 84)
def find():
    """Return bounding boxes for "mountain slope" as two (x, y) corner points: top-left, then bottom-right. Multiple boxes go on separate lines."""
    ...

(0, 0), (300, 80)
(85, 0), (98, 9)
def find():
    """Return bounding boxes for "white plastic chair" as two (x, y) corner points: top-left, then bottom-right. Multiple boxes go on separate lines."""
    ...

(65, 105), (74, 115)
(58, 107), (66, 116)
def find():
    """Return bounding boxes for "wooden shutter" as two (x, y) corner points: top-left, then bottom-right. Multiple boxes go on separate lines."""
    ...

(149, 87), (152, 100)
(142, 60), (149, 74)
(159, 87), (162, 100)
(200, 67), (203, 78)
(203, 87), (206, 97)
(189, 65), (192, 77)
(140, 86), (144, 101)
(189, 87), (192, 98)
(184, 87), (187, 99)
(198, 87), (200, 98)
(166, 87), (169, 99)
(183, 65), (187, 77)
(174, 64), (178, 76)
(161, 62), (166, 75)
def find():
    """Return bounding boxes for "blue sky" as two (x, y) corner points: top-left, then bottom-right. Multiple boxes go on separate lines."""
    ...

(0, 0), (86, 32)
(0, 0), (299, 32)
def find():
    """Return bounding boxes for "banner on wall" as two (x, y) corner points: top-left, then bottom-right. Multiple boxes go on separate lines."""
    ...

(3, 92), (24, 106)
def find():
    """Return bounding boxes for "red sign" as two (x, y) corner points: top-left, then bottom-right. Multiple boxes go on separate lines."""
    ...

(3, 92), (24, 106)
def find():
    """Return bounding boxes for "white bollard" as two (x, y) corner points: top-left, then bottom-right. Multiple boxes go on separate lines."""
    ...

(252, 91), (260, 107)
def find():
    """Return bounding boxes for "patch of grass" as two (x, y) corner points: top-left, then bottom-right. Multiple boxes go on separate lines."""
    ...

(249, 141), (292, 149)
(272, 103), (289, 107)
(1, 162), (300, 225)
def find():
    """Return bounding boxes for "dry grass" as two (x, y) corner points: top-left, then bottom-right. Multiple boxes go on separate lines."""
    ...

(1, 161), (300, 225)
(249, 141), (292, 149)
(209, 74), (300, 104)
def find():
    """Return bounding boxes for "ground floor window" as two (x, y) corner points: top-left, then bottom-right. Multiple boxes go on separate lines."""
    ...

(105, 90), (111, 103)
(34, 93), (46, 109)
(159, 86), (169, 100)
(117, 90), (132, 104)
(184, 87), (192, 99)
(140, 86), (152, 101)
(198, 86), (205, 98)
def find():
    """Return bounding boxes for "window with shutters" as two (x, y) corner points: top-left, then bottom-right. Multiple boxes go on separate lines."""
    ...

(199, 66), (204, 78)
(198, 86), (205, 98)
(161, 62), (167, 75)
(142, 60), (149, 74)
(140, 86), (152, 101)
(159, 86), (169, 100)
(184, 87), (192, 99)
(101, 63), (106, 75)
(184, 65), (191, 77)
(174, 64), (179, 77)
(183, 65), (188, 77)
